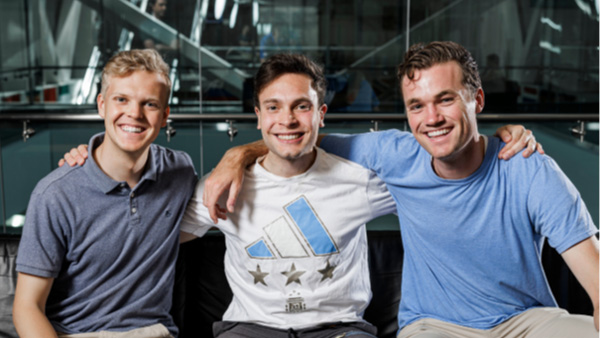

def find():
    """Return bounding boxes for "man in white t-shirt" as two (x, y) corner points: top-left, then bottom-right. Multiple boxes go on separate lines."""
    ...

(179, 53), (396, 337)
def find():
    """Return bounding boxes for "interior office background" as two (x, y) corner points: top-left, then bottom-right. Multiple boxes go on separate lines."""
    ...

(0, 0), (598, 233)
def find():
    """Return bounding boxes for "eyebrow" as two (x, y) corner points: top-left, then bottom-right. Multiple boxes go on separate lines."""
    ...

(261, 98), (279, 105)
(261, 97), (312, 106)
(111, 92), (163, 104)
(405, 90), (457, 105)
(435, 90), (456, 99)
(291, 98), (312, 106)
(405, 97), (421, 106)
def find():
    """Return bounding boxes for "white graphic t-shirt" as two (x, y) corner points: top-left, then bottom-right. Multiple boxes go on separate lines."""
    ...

(181, 147), (396, 330)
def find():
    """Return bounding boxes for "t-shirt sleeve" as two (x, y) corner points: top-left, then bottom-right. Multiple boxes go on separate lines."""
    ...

(320, 131), (388, 171)
(366, 171), (397, 219)
(321, 130), (418, 182)
(180, 176), (217, 238)
(527, 156), (598, 254)
(16, 188), (68, 278)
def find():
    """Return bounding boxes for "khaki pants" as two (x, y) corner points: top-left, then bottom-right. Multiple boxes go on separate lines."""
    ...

(58, 323), (173, 338)
(398, 307), (597, 338)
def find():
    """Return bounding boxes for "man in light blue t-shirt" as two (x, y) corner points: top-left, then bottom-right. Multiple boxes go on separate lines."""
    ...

(204, 42), (598, 338)
(319, 41), (598, 337)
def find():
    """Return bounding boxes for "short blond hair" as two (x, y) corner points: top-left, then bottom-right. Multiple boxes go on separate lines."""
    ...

(101, 49), (171, 102)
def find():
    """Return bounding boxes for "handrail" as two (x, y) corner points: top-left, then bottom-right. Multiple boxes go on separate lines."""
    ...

(0, 113), (597, 122)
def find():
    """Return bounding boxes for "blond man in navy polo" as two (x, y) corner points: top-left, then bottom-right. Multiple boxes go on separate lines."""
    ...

(13, 49), (196, 338)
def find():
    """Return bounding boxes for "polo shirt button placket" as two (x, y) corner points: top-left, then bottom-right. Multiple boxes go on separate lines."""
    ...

(130, 191), (140, 224)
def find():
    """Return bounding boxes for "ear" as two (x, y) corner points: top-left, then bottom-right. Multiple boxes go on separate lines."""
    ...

(254, 106), (261, 129)
(319, 104), (327, 127)
(161, 106), (171, 128)
(475, 88), (485, 114)
(96, 94), (106, 119)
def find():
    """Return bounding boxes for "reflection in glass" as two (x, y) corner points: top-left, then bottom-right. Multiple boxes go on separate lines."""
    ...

(0, 0), (596, 119)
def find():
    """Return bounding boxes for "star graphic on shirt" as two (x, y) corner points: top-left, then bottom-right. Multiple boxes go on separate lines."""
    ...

(281, 263), (306, 286)
(248, 264), (269, 286)
(318, 259), (336, 282)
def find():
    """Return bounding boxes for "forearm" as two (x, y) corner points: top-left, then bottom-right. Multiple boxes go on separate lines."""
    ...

(13, 273), (57, 337)
(202, 139), (268, 222)
(223, 139), (268, 168)
(571, 238), (599, 308)
(561, 236), (599, 328)
(13, 303), (57, 338)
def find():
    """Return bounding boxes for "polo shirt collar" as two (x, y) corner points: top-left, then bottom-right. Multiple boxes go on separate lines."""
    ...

(83, 132), (158, 194)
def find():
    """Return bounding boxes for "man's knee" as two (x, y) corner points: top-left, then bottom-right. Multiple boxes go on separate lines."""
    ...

(398, 330), (454, 338)
(397, 320), (458, 338)
(535, 310), (597, 338)
(498, 307), (597, 338)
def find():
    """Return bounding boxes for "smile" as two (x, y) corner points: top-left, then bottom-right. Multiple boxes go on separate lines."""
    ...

(121, 125), (144, 133)
(277, 133), (302, 140)
(427, 128), (450, 138)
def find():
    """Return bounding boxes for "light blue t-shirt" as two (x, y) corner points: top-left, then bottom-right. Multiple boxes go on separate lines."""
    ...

(321, 130), (597, 331)
(16, 133), (197, 336)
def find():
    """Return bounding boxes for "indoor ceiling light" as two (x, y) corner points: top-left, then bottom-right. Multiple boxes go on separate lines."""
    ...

(229, 2), (239, 29)
(214, 0), (227, 20)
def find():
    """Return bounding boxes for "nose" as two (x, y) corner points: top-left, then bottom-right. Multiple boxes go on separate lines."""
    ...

(279, 109), (297, 126)
(126, 103), (143, 119)
(424, 104), (443, 125)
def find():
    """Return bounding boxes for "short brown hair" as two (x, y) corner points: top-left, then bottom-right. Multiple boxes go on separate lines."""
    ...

(397, 41), (481, 98)
(254, 53), (327, 107)
(101, 49), (171, 101)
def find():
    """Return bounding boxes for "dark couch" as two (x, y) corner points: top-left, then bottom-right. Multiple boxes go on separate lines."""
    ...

(0, 231), (593, 338)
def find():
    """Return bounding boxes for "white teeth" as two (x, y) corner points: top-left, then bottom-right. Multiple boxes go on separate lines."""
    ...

(122, 125), (143, 133)
(277, 134), (300, 140)
(427, 129), (450, 138)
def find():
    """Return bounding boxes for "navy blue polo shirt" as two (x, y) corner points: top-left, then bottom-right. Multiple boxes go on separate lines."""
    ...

(16, 133), (197, 336)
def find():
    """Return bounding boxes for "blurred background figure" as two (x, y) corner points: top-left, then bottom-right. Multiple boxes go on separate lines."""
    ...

(135, 0), (178, 64)
(149, 0), (167, 20)
(481, 54), (506, 94)
(260, 26), (279, 62)
(481, 53), (519, 112)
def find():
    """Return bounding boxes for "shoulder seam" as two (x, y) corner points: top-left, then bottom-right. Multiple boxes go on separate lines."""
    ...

(34, 166), (84, 196)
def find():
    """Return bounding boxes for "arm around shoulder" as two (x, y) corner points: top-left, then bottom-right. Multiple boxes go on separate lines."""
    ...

(13, 272), (58, 338)
(202, 140), (267, 223)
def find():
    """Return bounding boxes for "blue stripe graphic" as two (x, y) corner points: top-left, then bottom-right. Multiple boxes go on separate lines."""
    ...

(286, 197), (337, 255)
(247, 240), (274, 258)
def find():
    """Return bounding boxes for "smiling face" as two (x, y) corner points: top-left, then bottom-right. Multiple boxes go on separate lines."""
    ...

(402, 61), (484, 163)
(255, 73), (326, 176)
(97, 70), (170, 159)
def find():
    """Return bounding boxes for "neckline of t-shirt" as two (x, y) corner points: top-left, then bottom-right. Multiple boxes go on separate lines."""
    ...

(425, 135), (497, 184)
(253, 147), (323, 181)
